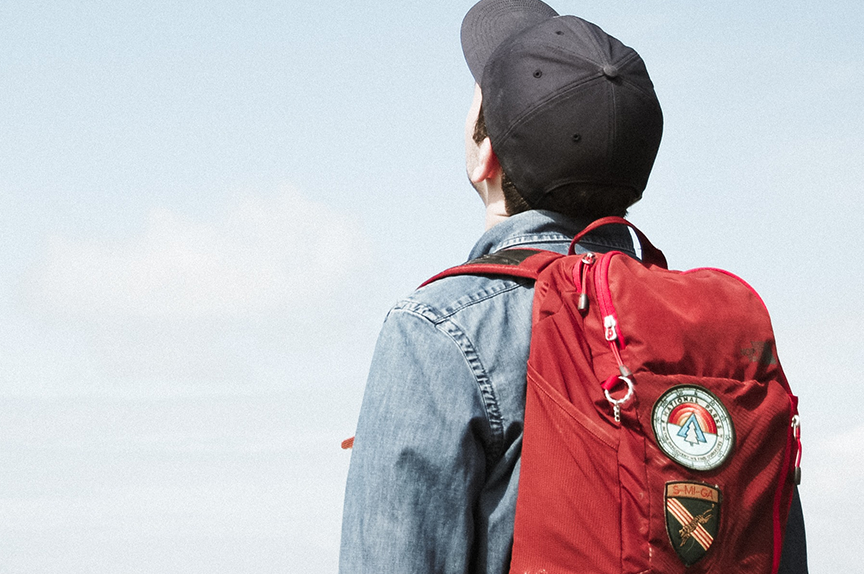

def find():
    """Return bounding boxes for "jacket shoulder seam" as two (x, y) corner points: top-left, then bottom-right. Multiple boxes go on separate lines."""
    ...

(388, 304), (507, 461)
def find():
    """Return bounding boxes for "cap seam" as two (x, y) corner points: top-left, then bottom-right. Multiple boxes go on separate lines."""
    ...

(615, 51), (658, 100)
(607, 76), (616, 180)
(492, 69), (605, 144)
(490, 48), (646, 145)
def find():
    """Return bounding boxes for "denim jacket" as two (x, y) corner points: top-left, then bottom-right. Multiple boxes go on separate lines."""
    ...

(339, 210), (806, 573)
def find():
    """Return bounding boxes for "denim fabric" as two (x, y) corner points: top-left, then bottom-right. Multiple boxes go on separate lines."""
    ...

(339, 210), (806, 573)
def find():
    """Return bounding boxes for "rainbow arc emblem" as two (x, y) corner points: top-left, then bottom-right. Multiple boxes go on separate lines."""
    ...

(651, 385), (734, 471)
(665, 482), (721, 566)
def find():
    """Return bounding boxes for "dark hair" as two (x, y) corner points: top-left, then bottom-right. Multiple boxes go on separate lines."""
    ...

(473, 104), (639, 219)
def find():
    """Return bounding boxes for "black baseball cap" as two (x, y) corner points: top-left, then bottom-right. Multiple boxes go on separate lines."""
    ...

(461, 0), (559, 83)
(461, 0), (663, 208)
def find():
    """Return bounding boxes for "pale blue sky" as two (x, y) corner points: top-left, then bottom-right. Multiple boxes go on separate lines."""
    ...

(1, 1), (862, 571)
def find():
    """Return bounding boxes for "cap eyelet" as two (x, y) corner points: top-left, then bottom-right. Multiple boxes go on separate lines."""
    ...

(572, 134), (582, 143)
(533, 69), (543, 78)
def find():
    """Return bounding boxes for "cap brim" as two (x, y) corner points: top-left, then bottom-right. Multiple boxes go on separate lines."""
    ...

(461, 0), (559, 83)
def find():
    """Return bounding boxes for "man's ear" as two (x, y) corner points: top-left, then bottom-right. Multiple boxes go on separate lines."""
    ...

(470, 137), (502, 183)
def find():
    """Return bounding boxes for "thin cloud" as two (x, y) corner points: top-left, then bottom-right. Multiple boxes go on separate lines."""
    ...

(24, 188), (368, 322)
(17, 188), (371, 383)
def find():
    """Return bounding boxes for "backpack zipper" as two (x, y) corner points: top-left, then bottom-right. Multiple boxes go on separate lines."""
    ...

(572, 251), (635, 424)
(595, 252), (632, 378)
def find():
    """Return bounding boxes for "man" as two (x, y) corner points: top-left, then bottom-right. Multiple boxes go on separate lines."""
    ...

(340, 1), (807, 572)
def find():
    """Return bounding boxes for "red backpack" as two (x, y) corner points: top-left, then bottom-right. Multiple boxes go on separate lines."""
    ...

(426, 217), (801, 574)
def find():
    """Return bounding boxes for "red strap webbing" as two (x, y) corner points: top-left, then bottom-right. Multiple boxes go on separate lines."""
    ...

(420, 248), (562, 287)
(569, 216), (668, 269)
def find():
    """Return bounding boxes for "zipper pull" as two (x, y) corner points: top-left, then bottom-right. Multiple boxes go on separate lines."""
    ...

(604, 315), (618, 341)
(792, 415), (802, 485)
(575, 253), (596, 311)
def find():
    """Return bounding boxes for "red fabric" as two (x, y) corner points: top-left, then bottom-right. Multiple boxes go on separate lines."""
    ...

(510, 252), (799, 574)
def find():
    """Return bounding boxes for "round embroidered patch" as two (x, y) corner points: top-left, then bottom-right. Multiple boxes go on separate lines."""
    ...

(652, 386), (734, 471)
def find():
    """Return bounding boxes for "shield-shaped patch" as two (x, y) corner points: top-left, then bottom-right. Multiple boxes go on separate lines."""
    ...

(665, 482), (722, 566)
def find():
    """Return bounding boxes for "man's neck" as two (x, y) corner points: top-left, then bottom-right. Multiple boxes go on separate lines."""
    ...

(484, 198), (509, 230)
(478, 177), (509, 230)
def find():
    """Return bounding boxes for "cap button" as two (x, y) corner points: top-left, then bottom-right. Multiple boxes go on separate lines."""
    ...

(602, 64), (619, 79)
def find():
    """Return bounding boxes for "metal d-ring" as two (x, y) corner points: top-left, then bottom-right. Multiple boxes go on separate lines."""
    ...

(604, 376), (634, 423)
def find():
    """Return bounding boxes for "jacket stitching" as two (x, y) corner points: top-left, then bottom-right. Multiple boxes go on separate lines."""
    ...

(395, 300), (514, 464)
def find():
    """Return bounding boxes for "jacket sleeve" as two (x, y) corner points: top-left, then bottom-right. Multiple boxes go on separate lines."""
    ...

(339, 307), (490, 574)
(778, 487), (808, 573)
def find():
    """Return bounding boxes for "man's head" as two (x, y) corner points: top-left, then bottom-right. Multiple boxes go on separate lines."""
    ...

(461, 0), (663, 219)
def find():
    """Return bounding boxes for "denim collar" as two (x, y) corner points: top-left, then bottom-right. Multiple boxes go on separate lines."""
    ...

(467, 210), (636, 260)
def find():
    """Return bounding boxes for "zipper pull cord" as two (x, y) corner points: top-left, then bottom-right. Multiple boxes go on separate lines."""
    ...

(603, 315), (633, 378)
(573, 253), (596, 311)
(792, 415), (802, 485)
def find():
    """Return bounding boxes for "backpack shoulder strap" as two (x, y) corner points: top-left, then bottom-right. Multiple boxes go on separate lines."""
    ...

(570, 216), (668, 269)
(420, 248), (563, 287)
